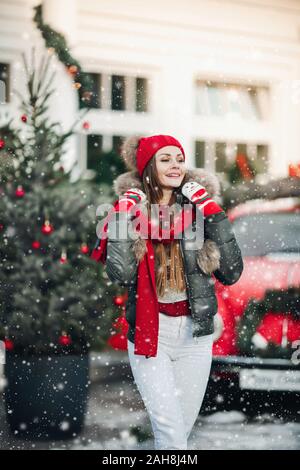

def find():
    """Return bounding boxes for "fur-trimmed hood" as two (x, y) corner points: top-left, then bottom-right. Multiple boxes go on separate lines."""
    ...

(113, 167), (221, 199)
(112, 167), (222, 276)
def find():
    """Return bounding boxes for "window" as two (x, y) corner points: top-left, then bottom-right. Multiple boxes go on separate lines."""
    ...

(195, 80), (270, 120)
(195, 141), (205, 168)
(136, 77), (148, 112)
(0, 63), (10, 103)
(86, 134), (125, 172)
(194, 140), (269, 175)
(256, 144), (268, 174)
(85, 134), (127, 184)
(112, 75), (125, 110)
(79, 73), (101, 109)
(237, 143), (247, 156)
(215, 142), (227, 173)
(78, 71), (149, 113)
(87, 134), (103, 171)
(112, 135), (124, 155)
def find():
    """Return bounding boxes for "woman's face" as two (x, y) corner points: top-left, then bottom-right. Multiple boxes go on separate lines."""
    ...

(155, 145), (186, 189)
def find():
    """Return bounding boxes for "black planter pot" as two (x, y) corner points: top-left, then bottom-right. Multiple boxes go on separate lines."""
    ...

(3, 353), (89, 440)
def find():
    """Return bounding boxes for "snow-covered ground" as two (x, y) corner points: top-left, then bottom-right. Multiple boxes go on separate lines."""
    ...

(0, 350), (300, 450)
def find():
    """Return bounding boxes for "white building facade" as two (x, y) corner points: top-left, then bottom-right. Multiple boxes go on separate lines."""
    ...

(1, 0), (300, 181)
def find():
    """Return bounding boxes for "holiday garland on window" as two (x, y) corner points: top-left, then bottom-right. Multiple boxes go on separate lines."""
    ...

(33, 4), (94, 107)
(226, 153), (257, 185)
(237, 287), (300, 359)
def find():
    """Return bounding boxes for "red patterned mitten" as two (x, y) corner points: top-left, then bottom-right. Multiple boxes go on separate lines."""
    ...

(114, 188), (147, 212)
(181, 181), (224, 217)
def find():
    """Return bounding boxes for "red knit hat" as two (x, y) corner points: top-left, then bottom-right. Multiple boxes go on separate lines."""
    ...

(136, 134), (186, 177)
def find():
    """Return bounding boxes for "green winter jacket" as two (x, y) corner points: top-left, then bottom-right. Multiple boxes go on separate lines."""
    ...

(105, 168), (244, 344)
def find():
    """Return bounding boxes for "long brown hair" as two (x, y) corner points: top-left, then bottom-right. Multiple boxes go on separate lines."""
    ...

(141, 157), (189, 297)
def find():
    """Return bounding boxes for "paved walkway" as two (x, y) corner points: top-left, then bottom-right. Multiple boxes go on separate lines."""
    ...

(1, 350), (300, 450)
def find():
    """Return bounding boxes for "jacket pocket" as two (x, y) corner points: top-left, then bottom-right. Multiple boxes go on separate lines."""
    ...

(189, 272), (216, 298)
(193, 295), (218, 321)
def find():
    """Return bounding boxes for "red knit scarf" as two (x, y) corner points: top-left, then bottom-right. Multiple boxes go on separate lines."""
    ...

(91, 201), (196, 357)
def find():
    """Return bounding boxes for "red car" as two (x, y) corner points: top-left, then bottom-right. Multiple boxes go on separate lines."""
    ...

(204, 196), (300, 417)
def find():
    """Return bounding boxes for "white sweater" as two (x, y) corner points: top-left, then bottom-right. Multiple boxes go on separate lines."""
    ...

(158, 284), (188, 303)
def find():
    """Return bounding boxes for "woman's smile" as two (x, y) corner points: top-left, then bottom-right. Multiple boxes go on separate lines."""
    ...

(165, 173), (181, 178)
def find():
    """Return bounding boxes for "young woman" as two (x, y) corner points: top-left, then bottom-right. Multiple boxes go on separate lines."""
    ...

(91, 134), (244, 450)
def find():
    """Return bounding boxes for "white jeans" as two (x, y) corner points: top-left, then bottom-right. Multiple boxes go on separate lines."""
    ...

(127, 312), (213, 450)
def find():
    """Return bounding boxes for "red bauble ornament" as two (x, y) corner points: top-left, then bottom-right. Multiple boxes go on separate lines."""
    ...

(80, 243), (89, 254)
(32, 241), (41, 249)
(82, 121), (90, 130)
(0, 223), (4, 231)
(114, 295), (125, 306)
(41, 220), (54, 234)
(59, 334), (72, 346)
(107, 312), (129, 351)
(60, 248), (67, 264)
(15, 185), (25, 197)
(4, 338), (14, 351)
(21, 114), (27, 123)
(0, 139), (5, 150)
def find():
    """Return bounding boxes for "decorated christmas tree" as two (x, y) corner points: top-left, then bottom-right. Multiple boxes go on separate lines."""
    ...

(0, 50), (119, 356)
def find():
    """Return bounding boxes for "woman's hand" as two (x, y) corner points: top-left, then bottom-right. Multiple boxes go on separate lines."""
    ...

(181, 181), (224, 217)
(114, 188), (147, 212)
